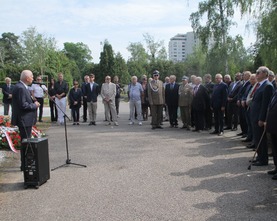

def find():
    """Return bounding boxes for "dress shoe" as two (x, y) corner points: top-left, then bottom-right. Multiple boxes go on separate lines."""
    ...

(180, 125), (186, 129)
(224, 127), (231, 130)
(272, 174), (277, 180)
(210, 131), (219, 135)
(241, 134), (247, 138)
(156, 126), (163, 129)
(218, 132), (224, 136)
(92, 122), (96, 125)
(249, 159), (258, 163)
(252, 162), (268, 166)
(267, 169), (277, 175)
(242, 138), (252, 143)
(152, 127), (156, 130)
(246, 144), (255, 149)
(89, 122), (93, 125)
(170, 124), (174, 128)
(237, 132), (244, 136)
(231, 127), (238, 131)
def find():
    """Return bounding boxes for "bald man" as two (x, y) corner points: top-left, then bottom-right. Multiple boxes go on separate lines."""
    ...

(12, 70), (40, 170)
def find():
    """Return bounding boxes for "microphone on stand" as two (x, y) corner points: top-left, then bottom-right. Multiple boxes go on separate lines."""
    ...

(32, 81), (46, 86)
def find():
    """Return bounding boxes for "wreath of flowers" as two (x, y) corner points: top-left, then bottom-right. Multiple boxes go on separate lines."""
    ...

(0, 116), (45, 153)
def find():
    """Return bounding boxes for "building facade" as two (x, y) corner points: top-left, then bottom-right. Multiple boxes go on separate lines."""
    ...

(168, 32), (199, 62)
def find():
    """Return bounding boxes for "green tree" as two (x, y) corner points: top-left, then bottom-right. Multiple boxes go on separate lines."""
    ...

(114, 52), (130, 85)
(143, 33), (167, 62)
(190, 0), (252, 74)
(126, 42), (148, 78)
(99, 40), (115, 82)
(255, 3), (277, 71)
(20, 27), (57, 75)
(63, 42), (92, 78)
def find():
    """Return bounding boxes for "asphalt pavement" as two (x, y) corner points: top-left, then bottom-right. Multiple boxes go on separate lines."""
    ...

(1, 101), (277, 221)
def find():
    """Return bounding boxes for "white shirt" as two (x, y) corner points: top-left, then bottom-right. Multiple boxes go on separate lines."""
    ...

(29, 84), (47, 98)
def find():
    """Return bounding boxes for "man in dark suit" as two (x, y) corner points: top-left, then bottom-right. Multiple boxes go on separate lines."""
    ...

(84, 73), (100, 126)
(191, 77), (210, 132)
(225, 72), (242, 131)
(237, 71), (251, 137)
(210, 74), (228, 136)
(81, 75), (89, 122)
(204, 74), (214, 130)
(266, 90), (277, 179)
(165, 75), (179, 128)
(250, 66), (274, 166)
(11, 70), (40, 170)
(2, 77), (14, 115)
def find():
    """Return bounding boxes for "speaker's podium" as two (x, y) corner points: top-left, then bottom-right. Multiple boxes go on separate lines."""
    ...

(22, 137), (50, 189)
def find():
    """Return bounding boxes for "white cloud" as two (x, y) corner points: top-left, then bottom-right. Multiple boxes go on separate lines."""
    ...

(0, 0), (255, 63)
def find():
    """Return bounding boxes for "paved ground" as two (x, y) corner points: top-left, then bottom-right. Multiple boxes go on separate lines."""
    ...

(1, 101), (277, 221)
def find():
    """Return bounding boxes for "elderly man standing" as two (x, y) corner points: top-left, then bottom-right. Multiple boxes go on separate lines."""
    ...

(148, 70), (165, 129)
(165, 75), (179, 128)
(210, 74), (228, 136)
(250, 66), (274, 166)
(12, 70), (40, 170)
(101, 75), (118, 126)
(2, 77), (14, 115)
(178, 76), (193, 130)
(128, 76), (143, 126)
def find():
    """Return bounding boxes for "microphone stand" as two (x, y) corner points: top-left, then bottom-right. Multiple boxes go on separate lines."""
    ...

(35, 82), (86, 171)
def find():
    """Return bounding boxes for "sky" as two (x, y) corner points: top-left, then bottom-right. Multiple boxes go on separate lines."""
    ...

(0, 0), (256, 63)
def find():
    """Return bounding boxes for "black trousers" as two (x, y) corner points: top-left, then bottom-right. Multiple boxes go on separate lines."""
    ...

(269, 133), (277, 167)
(115, 98), (120, 115)
(193, 110), (205, 130)
(252, 124), (268, 164)
(227, 102), (239, 128)
(214, 108), (224, 133)
(19, 126), (32, 170)
(71, 106), (80, 122)
(205, 108), (213, 129)
(168, 104), (178, 126)
(239, 106), (248, 134)
(83, 97), (87, 121)
(49, 99), (57, 122)
(36, 97), (44, 121)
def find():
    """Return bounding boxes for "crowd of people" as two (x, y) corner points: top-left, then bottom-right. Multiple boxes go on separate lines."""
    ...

(2, 66), (277, 179)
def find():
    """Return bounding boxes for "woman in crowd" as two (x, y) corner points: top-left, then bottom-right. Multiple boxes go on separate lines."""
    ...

(69, 80), (82, 125)
(48, 78), (57, 122)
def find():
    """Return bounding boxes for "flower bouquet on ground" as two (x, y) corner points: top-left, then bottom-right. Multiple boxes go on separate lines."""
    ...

(0, 116), (46, 153)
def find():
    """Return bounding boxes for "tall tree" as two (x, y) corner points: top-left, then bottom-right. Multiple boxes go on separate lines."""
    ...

(20, 27), (57, 75)
(114, 52), (130, 85)
(190, 0), (252, 74)
(63, 42), (92, 78)
(0, 32), (22, 65)
(143, 33), (167, 62)
(255, 3), (277, 71)
(99, 40), (115, 82)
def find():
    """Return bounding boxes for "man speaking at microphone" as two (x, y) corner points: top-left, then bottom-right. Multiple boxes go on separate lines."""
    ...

(12, 70), (40, 170)
(29, 75), (47, 122)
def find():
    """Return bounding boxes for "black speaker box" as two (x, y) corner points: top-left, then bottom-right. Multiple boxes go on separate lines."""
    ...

(22, 137), (50, 188)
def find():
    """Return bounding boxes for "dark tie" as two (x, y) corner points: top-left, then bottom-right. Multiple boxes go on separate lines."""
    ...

(250, 83), (260, 98)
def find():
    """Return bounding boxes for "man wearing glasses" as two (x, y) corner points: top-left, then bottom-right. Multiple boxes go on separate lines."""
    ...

(101, 75), (118, 126)
(250, 66), (274, 166)
(29, 75), (47, 122)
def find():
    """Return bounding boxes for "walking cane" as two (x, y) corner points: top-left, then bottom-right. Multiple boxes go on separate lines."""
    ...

(248, 126), (267, 170)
